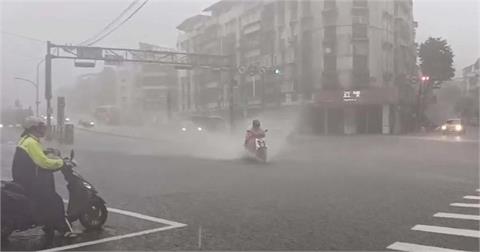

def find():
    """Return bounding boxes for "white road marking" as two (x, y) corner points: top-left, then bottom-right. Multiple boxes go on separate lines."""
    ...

(450, 203), (480, 208)
(106, 207), (186, 227)
(38, 225), (183, 252)
(387, 242), (467, 252)
(477, 189), (480, 192)
(49, 200), (187, 251)
(434, 212), (480, 221)
(464, 195), (480, 200)
(62, 199), (186, 227)
(412, 225), (480, 238)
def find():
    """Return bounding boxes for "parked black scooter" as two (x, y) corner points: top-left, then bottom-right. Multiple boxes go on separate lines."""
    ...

(1, 150), (108, 241)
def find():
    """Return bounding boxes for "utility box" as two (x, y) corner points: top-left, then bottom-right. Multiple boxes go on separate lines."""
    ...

(64, 124), (74, 145)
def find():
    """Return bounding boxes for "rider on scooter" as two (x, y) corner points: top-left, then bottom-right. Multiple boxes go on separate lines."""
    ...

(11, 116), (77, 240)
(244, 119), (266, 152)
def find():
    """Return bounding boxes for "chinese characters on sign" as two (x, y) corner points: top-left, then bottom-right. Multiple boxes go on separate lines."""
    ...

(344, 90), (361, 102)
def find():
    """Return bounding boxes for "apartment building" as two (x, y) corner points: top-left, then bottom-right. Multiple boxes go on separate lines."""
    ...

(176, 0), (417, 134)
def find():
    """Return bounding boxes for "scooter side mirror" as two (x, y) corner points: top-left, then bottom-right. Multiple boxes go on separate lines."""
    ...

(70, 150), (75, 160)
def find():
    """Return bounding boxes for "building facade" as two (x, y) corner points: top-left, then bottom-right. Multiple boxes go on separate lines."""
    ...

(73, 43), (178, 125)
(176, 0), (417, 134)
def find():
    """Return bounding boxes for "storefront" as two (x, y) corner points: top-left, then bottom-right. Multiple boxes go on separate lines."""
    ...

(309, 87), (400, 135)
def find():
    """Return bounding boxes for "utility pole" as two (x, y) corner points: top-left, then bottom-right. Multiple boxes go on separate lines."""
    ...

(45, 41), (53, 130)
(229, 77), (236, 132)
(35, 58), (45, 116)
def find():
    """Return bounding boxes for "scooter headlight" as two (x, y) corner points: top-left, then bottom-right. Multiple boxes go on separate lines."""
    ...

(82, 181), (92, 189)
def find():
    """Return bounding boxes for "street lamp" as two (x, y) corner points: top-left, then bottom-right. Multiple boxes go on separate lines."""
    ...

(14, 77), (39, 116)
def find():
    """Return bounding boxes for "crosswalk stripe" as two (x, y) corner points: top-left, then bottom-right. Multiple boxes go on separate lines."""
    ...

(464, 195), (480, 200)
(387, 242), (468, 252)
(434, 212), (480, 221)
(412, 225), (480, 238)
(450, 203), (480, 208)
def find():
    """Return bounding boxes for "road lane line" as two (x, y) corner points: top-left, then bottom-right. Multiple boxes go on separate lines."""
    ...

(38, 225), (184, 252)
(387, 242), (467, 252)
(464, 195), (480, 200)
(106, 207), (186, 227)
(450, 203), (480, 208)
(434, 212), (480, 221)
(412, 225), (480, 238)
(62, 199), (186, 227)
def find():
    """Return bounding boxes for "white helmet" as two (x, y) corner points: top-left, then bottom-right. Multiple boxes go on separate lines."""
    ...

(22, 116), (46, 130)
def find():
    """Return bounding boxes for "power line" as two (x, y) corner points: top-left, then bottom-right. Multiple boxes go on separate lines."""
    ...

(78, 0), (141, 46)
(86, 0), (150, 46)
(1, 30), (45, 43)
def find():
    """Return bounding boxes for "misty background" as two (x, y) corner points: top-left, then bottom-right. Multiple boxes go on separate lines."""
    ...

(1, 0), (479, 111)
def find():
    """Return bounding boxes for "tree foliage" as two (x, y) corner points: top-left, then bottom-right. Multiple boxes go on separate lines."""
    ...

(418, 37), (455, 81)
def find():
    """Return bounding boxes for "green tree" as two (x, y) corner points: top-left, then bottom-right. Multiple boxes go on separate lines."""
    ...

(418, 37), (455, 81)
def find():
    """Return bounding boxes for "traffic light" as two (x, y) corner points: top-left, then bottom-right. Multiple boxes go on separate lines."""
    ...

(421, 76), (430, 81)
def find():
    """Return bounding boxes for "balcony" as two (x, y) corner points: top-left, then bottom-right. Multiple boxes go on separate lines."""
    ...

(243, 22), (262, 35)
(352, 15), (369, 25)
(352, 0), (369, 16)
(322, 6), (337, 17)
(352, 25), (368, 41)
(352, 35), (369, 42)
(352, 0), (368, 9)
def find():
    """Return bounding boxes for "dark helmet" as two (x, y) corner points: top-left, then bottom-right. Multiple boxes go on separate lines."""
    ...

(252, 119), (260, 128)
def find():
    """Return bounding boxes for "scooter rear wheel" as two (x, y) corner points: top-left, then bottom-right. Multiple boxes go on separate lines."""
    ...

(79, 198), (107, 230)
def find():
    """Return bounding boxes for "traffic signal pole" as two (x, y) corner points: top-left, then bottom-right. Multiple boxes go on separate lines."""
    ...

(45, 41), (52, 129)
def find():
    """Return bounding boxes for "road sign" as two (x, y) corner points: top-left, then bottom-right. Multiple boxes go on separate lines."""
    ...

(105, 55), (124, 65)
(77, 47), (103, 59)
(74, 60), (96, 68)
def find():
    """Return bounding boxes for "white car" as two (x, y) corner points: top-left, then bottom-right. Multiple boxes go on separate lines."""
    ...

(441, 118), (466, 135)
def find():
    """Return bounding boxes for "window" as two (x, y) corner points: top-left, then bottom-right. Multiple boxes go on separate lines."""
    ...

(352, 24), (367, 39)
(324, 26), (336, 41)
(353, 55), (368, 73)
(290, 0), (298, 20)
(353, 41), (368, 55)
(353, 0), (367, 8)
(324, 55), (337, 73)
(324, 0), (336, 9)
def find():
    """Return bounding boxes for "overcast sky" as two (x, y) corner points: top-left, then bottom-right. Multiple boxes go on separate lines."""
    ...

(1, 0), (479, 110)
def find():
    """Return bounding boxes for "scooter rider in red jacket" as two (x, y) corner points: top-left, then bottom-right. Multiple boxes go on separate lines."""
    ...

(244, 119), (266, 151)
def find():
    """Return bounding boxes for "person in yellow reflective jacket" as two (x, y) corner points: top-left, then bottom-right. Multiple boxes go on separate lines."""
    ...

(11, 116), (77, 240)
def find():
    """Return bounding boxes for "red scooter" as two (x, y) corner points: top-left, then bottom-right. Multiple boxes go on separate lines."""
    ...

(244, 129), (268, 162)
